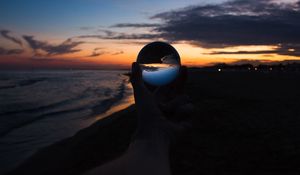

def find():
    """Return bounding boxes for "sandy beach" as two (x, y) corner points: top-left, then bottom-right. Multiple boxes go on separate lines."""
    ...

(8, 69), (300, 175)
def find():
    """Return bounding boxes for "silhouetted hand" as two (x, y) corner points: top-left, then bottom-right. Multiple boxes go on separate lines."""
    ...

(150, 66), (194, 121)
(130, 62), (193, 141)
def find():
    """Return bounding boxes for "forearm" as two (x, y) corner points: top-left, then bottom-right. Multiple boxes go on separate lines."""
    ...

(84, 135), (171, 175)
(128, 131), (171, 175)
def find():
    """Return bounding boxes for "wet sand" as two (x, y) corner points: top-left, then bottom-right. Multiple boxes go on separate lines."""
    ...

(8, 69), (300, 175)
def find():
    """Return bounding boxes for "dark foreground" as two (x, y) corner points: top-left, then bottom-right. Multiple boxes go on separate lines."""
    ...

(9, 69), (300, 175)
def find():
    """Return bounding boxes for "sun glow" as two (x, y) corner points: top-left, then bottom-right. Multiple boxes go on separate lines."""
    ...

(1, 36), (299, 69)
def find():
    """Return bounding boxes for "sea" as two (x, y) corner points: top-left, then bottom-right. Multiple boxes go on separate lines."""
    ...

(0, 70), (134, 174)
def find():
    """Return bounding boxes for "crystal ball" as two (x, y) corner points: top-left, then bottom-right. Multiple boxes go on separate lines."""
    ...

(137, 41), (181, 86)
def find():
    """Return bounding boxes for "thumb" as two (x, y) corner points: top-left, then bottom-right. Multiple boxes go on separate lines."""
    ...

(130, 62), (143, 86)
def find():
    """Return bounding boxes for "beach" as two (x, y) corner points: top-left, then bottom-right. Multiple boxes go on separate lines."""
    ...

(0, 70), (134, 174)
(7, 69), (300, 175)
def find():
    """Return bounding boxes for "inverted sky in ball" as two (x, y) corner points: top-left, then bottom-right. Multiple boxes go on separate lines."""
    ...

(142, 65), (179, 86)
(137, 42), (181, 86)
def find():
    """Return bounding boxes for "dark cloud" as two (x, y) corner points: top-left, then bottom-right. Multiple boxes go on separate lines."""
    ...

(88, 47), (106, 57)
(0, 30), (23, 46)
(0, 47), (23, 55)
(89, 52), (104, 57)
(87, 47), (123, 57)
(23, 36), (84, 56)
(77, 35), (104, 40)
(110, 23), (159, 28)
(112, 51), (124, 55)
(78, 32), (159, 40)
(106, 33), (159, 40)
(228, 59), (274, 65)
(30, 57), (76, 62)
(276, 44), (300, 56)
(79, 26), (95, 30)
(229, 59), (300, 65)
(78, 27), (160, 40)
(98, 29), (118, 37)
(150, 0), (300, 56)
(211, 50), (276, 55)
(117, 40), (151, 45)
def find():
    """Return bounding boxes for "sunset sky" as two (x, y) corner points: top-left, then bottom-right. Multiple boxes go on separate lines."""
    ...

(1, 0), (300, 69)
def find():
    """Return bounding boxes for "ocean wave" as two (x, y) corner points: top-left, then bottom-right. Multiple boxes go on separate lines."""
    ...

(0, 86), (112, 116)
(0, 78), (47, 90)
(0, 78), (128, 138)
(91, 79), (126, 116)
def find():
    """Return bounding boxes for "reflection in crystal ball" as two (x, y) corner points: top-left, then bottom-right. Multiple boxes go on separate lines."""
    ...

(137, 42), (181, 86)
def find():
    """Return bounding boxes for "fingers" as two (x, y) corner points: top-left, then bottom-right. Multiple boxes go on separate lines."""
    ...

(179, 66), (188, 83)
(132, 62), (141, 74)
(167, 65), (188, 97)
(159, 94), (194, 120)
(130, 62), (143, 86)
(174, 65), (188, 88)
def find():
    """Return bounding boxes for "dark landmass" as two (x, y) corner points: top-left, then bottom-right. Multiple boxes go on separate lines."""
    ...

(198, 62), (300, 72)
(9, 69), (300, 175)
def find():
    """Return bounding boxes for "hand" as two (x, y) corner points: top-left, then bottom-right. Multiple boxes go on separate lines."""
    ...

(130, 62), (193, 120)
(130, 62), (193, 141)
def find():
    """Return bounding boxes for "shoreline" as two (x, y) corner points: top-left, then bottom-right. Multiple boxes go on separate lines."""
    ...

(8, 103), (138, 175)
(6, 80), (135, 175)
(89, 77), (134, 123)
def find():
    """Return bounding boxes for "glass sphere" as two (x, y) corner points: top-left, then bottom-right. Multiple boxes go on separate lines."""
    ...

(137, 41), (181, 86)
